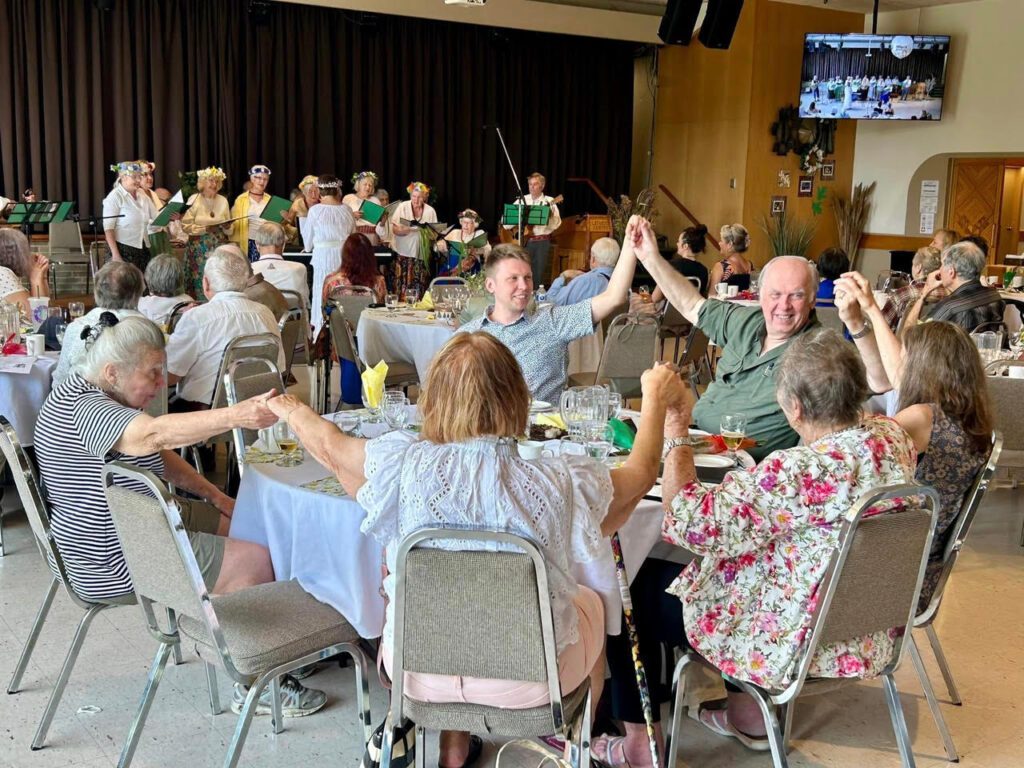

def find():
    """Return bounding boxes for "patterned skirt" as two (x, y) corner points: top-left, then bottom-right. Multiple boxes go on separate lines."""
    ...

(118, 242), (151, 273)
(392, 256), (430, 303)
(183, 231), (226, 297)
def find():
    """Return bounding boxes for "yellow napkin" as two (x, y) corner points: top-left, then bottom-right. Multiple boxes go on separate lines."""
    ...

(535, 413), (567, 430)
(413, 290), (434, 310)
(361, 360), (388, 407)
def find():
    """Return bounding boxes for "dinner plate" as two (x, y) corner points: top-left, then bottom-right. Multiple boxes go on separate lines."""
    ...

(693, 453), (736, 468)
(530, 400), (553, 413)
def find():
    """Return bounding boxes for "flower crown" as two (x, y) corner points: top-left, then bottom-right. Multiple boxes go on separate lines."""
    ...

(406, 181), (430, 196)
(110, 161), (144, 176)
(351, 171), (379, 189)
(197, 166), (226, 182)
(317, 178), (340, 190)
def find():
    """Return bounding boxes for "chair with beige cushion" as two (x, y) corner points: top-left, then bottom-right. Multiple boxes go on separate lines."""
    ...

(666, 483), (940, 768)
(907, 433), (1001, 762)
(102, 463), (372, 768)
(383, 528), (592, 768)
(568, 313), (660, 398)
(328, 304), (418, 406)
(223, 357), (286, 480)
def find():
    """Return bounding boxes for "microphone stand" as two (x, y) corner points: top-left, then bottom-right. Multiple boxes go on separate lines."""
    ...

(74, 213), (124, 280)
(492, 126), (528, 247)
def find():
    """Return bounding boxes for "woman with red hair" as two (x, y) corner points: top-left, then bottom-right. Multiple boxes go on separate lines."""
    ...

(322, 233), (387, 305)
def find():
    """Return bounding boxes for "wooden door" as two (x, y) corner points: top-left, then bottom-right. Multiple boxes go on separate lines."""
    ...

(997, 166), (1023, 260)
(947, 159), (1004, 258)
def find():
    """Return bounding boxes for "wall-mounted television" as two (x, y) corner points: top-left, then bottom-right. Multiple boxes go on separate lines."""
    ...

(799, 33), (951, 121)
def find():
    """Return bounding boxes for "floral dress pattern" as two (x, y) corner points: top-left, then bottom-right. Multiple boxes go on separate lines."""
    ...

(664, 415), (917, 690)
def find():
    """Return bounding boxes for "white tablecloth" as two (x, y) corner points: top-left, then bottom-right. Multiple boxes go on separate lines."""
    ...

(229, 438), (666, 638)
(1000, 290), (1023, 334)
(356, 309), (456, 381)
(0, 353), (57, 446)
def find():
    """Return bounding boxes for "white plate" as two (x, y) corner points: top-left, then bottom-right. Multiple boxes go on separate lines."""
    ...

(693, 453), (736, 468)
(529, 400), (553, 412)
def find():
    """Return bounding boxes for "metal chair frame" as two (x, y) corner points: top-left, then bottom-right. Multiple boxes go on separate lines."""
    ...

(427, 276), (468, 294)
(382, 527), (592, 768)
(223, 357), (286, 479)
(0, 418), (186, 752)
(102, 463), (372, 768)
(666, 483), (940, 768)
(907, 433), (1001, 762)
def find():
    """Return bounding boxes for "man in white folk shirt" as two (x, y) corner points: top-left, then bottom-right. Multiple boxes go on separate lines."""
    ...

(251, 222), (310, 311)
(505, 172), (562, 285)
(166, 248), (284, 411)
(460, 218), (639, 405)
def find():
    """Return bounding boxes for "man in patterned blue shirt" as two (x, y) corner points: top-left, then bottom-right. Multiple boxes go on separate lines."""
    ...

(460, 222), (639, 403)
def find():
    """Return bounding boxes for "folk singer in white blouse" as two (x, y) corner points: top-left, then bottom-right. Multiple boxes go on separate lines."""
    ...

(267, 331), (688, 768)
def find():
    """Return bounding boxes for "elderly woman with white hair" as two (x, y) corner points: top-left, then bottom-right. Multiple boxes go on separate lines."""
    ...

(301, 174), (356, 335)
(435, 208), (491, 277)
(0, 229), (49, 316)
(181, 166), (232, 296)
(103, 161), (159, 272)
(707, 223), (753, 296)
(138, 255), (195, 328)
(54, 261), (147, 386)
(165, 246), (284, 410)
(342, 171), (383, 246)
(34, 316), (331, 716)
(230, 164), (274, 262)
(546, 236), (620, 306)
(390, 181), (437, 300)
(282, 175), (319, 250)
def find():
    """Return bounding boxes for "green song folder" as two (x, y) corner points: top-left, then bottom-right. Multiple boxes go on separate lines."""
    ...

(258, 195), (293, 224)
(360, 199), (385, 225)
(151, 191), (189, 228)
(448, 233), (488, 256)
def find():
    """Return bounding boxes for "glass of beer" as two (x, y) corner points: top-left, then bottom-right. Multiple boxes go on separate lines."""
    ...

(274, 422), (299, 454)
(720, 413), (747, 462)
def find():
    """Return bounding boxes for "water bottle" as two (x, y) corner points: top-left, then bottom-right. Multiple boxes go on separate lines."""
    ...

(536, 284), (547, 304)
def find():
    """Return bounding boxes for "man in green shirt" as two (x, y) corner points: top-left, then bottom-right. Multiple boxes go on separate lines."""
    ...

(633, 219), (819, 461)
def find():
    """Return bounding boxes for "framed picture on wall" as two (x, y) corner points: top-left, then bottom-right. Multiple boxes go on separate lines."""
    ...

(820, 160), (836, 180)
(771, 196), (787, 216)
(798, 176), (814, 197)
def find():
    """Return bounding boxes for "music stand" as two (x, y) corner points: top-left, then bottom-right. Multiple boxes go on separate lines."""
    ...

(7, 201), (75, 225)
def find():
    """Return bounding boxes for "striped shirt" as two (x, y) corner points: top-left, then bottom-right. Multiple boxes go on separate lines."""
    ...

(34, 375), (162, 601)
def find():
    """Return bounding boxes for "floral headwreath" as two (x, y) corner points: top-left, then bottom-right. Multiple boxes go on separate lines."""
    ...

(351, 171), (379, 189)
(458, 208), (482, 225)
(406, 181), (430, 196)
(197, 166), (227, 182)
(317, 178), (340, 190)
(110, 161), (144, 176)
(298, 174), (318, 190)
(137, 160), (155, 173)
(249, 164), (272, 177)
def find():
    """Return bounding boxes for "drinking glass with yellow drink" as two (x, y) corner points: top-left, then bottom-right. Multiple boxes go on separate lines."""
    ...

(274, 422), (299, 454)
(720, 413), (747, 462)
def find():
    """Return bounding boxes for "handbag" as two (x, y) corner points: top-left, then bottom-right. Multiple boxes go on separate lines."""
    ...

(361, 712), (416, 768)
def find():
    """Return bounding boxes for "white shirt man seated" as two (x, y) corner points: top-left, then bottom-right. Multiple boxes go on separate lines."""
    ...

(166, 247), (284, 408)
(250, 221), (310, 310)
(546, 237), (620, 306)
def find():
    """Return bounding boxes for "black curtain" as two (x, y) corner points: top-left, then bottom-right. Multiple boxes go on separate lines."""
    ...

(0, 0), (635, 228)
(802, 47), (947, 85)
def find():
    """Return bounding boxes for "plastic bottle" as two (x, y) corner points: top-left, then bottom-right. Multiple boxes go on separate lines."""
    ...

(536, 284), (547, 303)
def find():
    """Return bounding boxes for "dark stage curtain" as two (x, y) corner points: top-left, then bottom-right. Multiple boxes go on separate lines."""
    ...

(802, 48), (947, 86)
(0, 0), (635, 229)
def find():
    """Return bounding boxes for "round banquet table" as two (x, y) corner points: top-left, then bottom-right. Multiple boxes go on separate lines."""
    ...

(0, 353), (57, 446)
(356, 308), (455, 382)
(229, 419), (667, 638)
(357, 306), (604, 382)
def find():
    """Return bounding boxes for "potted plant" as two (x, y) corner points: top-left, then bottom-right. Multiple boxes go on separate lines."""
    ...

(833, 182), (876, 271)
(759, 211), (816, 258)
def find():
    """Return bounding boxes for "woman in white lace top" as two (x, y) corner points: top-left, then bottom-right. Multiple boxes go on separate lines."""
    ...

(268, 331), (687, 768)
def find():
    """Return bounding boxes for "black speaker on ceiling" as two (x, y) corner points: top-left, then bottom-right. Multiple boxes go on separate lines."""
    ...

(657, 0), (701, 46)
(698, 0), (745, 50)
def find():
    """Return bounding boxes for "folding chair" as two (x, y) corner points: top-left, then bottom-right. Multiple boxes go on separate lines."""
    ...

(383, 528), (592, 768)
(223, 357), (286, 479)
(102, 464), (372, 768)
(666, 483), (940, 768)
(567, 313), (660, 398)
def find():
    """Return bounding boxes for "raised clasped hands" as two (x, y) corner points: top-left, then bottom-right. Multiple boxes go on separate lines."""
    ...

(833, 271), (876, 327)
(641, 362), (694, 417)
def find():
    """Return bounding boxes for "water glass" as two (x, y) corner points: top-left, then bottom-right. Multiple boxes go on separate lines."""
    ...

(47, 306), (64, 321)
(0, 303), (20, 340)
(607, 392), (623, 421)
(382, 390), (409, 430)
(68, 301), (85, 320)
(385, 294), (399, 313)
(361, 381), (384, 422)
(406, 287), (420, 305)
(971, 331), (1004, 368)
(55, 322), (67, 346)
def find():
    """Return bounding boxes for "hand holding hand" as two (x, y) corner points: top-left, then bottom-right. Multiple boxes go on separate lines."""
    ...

(635, 218), (660, 264)
(266, 393), (304, 423)
(641, 362), (693, 415)
(232, 389), (279, 430)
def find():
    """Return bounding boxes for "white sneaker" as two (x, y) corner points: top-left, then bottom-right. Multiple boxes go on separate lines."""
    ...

(231, 674), (327, 717)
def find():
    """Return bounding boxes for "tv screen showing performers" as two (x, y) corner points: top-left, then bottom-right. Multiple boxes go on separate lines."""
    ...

(798, 34), (950, 121)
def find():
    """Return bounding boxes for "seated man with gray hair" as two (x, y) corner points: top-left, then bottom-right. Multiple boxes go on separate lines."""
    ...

(545, 237), (621, 306)
(54, 260), (146, 386)
(250, 221), (310, 310)
(902, 240), (1005, 333)
(166, 247), (284, 409)
(632, 217), (820, 460)
(138, 254), (195, 327)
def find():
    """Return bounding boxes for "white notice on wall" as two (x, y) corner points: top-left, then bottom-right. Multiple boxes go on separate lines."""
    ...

(920, 197), (938, 214)
(921, 180), (940, 198)
(920, 212), (935, 234)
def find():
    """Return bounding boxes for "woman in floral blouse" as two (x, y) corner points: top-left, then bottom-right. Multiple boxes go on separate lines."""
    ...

(596, 328), (917, 766)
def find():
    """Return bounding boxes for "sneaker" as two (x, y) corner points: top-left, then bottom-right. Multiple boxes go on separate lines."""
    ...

(231, 674), (327, 717)
(291, 662), (322, 680)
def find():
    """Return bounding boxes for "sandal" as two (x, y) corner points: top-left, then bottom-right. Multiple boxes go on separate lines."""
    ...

(697, 700), (770, 753)
(439, 734), (483, 768)
(591, 735), (632, 768)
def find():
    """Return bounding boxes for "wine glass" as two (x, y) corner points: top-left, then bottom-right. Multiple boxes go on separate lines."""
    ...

(68, 301), (85, 321)
(406, 287), (420, 306)
(274, 422), (299, 454)
(385, 294), (399, 313)
(607, 392), (623, 422)
(55, 322), (67, 346)
(46, 306), (64, 322)
(382, 390), (410, 430)
(560, 388), (584, 439)
(720, 413), (747, 463)
(361, 380), (384, 422)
